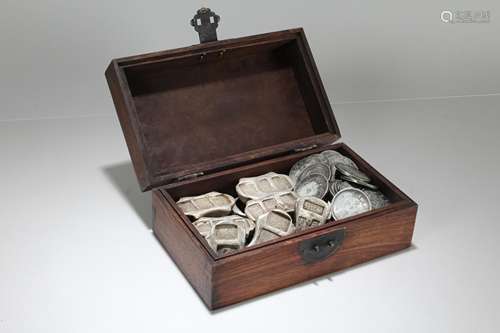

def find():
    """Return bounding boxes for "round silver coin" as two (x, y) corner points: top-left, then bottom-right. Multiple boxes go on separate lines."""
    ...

(339, 174), (379, 190)
(320, 150), (358, 170)
(328, 179), (352, 196)
(335, 163), (370, 182)
(363, 190), (389, 209)
(329, 163), (337, 180)
(297, 162), (331, 183)
(295, 174), (329, 199)
(289, 154), (323, 182)
(331, 188), (372, 220)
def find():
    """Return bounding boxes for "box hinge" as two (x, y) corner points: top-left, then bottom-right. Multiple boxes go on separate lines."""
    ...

(293, 144), (318, 153)
(176, 172), (204, 182)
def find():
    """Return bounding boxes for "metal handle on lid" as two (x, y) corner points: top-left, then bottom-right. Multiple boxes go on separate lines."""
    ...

(191, 7), (220, 43)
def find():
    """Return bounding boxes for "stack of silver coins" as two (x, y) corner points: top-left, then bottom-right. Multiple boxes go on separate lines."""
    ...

(176, 150), (389, 255)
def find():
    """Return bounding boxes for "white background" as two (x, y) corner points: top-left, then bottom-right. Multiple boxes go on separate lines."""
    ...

(1, 1), (499, 332)
(1, 0), (499, 121)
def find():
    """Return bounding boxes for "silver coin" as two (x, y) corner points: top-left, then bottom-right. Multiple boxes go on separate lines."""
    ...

(297, 162), (331, 183)
(363, 190), (389, 210)
(320, 150), (358, 170)
(295, 174), (329, 199)
(335, 163), (370, 182)
(339, 174), (379, 190)
(315, 153), (329, 164)
(328, 179), (352, 196)
(331, 188), (372, 220)
(289, 154), (324, 182)
(329, 163), (337, 180)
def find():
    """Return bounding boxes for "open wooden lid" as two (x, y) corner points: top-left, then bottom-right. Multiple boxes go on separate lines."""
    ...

(106, 27), (340, 191)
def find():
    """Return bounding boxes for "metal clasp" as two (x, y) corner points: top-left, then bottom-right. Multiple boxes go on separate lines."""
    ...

(293, 144), (318, 153)
(176, 172), (204, 182)
(298, 228), (346, 264)
(190, 7), (220, 43)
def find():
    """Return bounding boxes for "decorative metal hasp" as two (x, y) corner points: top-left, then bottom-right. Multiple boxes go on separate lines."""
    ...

(190, 7), (220, 43)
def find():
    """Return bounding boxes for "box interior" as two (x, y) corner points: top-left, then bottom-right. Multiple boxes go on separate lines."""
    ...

(120, 36), (338, 183)
(162, 144), (410, 257)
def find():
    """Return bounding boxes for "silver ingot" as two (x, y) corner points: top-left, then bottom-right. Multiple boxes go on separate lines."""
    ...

(192, 219), (213, 238)
(193, 215), (255, 238)
(177, 192), (236, 219)
(295, 197), (331, 231)
(244, 191), (298, 221)
(295, 174), (329, 199)
(217, 246), (239, 256)
(236, 172), (294, 202)
(206, 221), (246, 254)
(297, 162), (331, 183)
(335, 162), (371, 182)
(331, 188), (372, 220)
(248, 209), (295, 246)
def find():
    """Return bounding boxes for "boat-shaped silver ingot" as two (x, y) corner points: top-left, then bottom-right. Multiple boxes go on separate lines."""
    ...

(176, 191), (236, 219)
(192, 219), (213, 238)
(244, 191), (298, 221)
(295, 197), (331, 231)
(206, 221), (247, 253)
(193, 215), (255, 239)
(236, 172), (295, 202)
(248, 209), (295, 246)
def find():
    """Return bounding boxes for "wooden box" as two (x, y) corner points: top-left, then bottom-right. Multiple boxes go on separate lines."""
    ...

(106, 26), (417, 310)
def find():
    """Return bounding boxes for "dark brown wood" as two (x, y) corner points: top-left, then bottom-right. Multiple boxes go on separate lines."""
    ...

(212, 204), (416, 309)
(106, 28), (340, 191)
(152, 191), (215, 305)
(108, 26), (418, 311)
(105, 61), (150, 188)
(153, 143), (418, 309)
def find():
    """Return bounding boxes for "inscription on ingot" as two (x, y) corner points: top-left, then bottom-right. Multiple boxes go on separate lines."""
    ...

(177, 192), (236, 219)
(236, 172), (294, 202)
(244, 191), (298, 221)
(295, 197), (330, 231)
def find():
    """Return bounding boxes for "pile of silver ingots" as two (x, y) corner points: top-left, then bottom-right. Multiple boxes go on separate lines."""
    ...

(177, 150), (390, 255)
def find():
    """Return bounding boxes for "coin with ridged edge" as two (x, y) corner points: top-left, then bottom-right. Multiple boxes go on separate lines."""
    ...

(297, 162), (331, 183)
(320, 150), (358, 171)
(295, 174), (329, 199)
(339, 174), (379, 190)
(329, 179), (352, 196)
(331, 188), (372, 220)
(335, 162), (371, 182)
(289, 154), (324, 182)
(363, 189), (389, 210)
